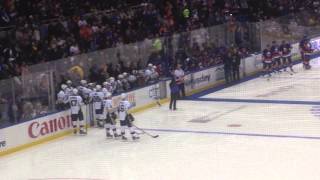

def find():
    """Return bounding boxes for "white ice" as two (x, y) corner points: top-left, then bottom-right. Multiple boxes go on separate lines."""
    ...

(1, 59), (320, 180)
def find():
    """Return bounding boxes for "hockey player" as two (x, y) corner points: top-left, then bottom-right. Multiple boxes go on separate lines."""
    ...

(103, 92), (119, 138)
(271, 41), (281, 72)
(90, 85), (105, 127)
(116, 75), (125, 93)
(68, 89), (86, 135)
(128, 70), (138, 88)
(88, 83), (95, 90)
(108, 77), (117, 94)
(118, 93), (139, 140)
(262, 44), (273, 78)
(300, 36), (313, 70)
(280, 40), (294, 73)
(78, 80), (92, 104)
(56, 84), (68, 110)
(102, 82), (109, 97)
(63, 80), (73, 97)
(121, 72), (131, 91)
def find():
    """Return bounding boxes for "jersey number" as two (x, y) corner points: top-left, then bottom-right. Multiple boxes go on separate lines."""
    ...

(70, 100), (77, 106)
(119, 104), (125, 112)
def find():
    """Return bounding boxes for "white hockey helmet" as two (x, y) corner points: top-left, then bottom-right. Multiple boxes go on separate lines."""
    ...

(72, 88), (78, 95)
(128, 75), (137, 82)
(61, 84), (67, 90)
(120, 93), (127, 100)
(103, 81), (109, 87)
(145, 69), (152, 76)
(105, 92), (112, 99)
(118, 74), (124, 79)
(96, 85), (102, 91)
(153, 65), (157, 69)
(148, 63), (153, 67)
(123, 72), (128, 77)
(80, 80), (87, 85)
(66, 80), (72, 85)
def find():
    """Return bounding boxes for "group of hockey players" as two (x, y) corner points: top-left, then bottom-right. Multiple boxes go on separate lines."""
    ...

(262, 40), (295, 77)
(262, 37), (314, 78)
(55, 63), (162, 140)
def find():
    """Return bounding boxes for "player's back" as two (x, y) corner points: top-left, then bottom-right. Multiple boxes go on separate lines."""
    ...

(91, 91), (104, 109)
(68, 95), (82, 114)
(103, 99), (113, 110)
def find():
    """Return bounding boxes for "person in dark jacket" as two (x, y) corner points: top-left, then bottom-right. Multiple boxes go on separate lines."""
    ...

(169, 78), (180, 110)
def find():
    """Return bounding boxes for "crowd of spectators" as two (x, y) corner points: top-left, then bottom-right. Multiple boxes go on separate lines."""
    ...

(1, 0), (318, 81)
(0, 0), (319, 127)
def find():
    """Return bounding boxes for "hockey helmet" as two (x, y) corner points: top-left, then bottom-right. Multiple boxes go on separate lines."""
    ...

(72, 88), (78, 95)
(80, 80), (87, 85)
(96, 85), (102, 91)
(66, 80), (72, 85)
(61, 84), (67, 90)
(120, 93), (127, 100)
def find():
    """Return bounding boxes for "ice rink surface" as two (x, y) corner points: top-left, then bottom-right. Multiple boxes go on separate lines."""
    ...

(1, 58), (320, 180)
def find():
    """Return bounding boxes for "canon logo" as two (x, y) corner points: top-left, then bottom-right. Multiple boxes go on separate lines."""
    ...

(28, 115), (71, 138)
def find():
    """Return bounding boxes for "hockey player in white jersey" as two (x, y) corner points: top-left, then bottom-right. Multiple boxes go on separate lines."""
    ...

(118, 93), (139, 140)
(90, 85), (105, 127)
(68, 89), (86, 135)
(78, 80), (92, 103)
(65, 80), (74, 96)
(116, 74), (125, 93)
(56, 84), (68, 110)
(128, 71), (138, 88)
(104, 81), (114, 93)
(121, 72), (131, 91)
(102, 82), (110, 98)
(103, 92), (119, 138)
(107, 77), (116, 94)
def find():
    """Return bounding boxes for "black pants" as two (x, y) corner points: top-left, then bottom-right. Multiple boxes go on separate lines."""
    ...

(224, 67), (231, 83)
(178, 83), (186, 98)
(232, 66), (240, 81)
(169, 93), (179, 110)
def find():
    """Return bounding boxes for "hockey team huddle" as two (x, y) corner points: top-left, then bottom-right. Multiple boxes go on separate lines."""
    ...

(58, 82), (139, 140)
(58, 81), (139, 140)
(262, 37), (314, 78)
(56, 64), (161, 141)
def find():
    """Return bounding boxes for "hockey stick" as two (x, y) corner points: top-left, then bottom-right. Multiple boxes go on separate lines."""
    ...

(133, 125), (159, 138)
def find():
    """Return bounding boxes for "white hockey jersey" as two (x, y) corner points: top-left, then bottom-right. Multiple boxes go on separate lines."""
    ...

(102, 88), (110, 98)
(65, 87), (74, 96)
(118, 100), (131, 121)
(57, 90), (68, 103)
(78, 86), (92, 99)
(68, 95), (83, 115)
(103, 99), (113, 114)
(90, 91), (104, 110)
